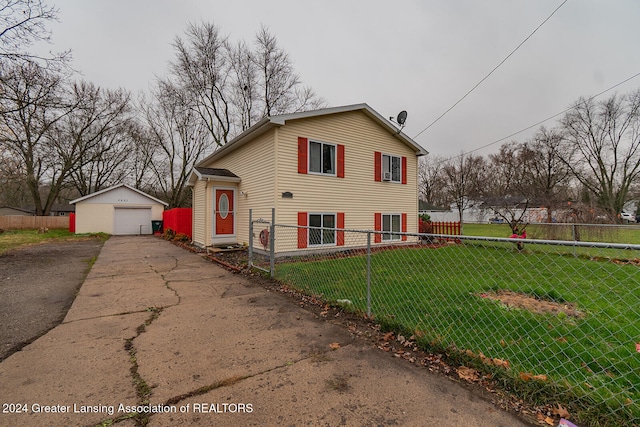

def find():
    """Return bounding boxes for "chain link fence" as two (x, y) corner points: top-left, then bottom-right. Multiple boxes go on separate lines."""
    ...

(249, 219), (640, 425)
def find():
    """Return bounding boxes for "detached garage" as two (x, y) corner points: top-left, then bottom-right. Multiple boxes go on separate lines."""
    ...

(70, 184), (167, 235)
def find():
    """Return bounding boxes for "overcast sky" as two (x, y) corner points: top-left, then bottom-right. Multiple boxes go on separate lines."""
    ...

(35, 0), (640, 158)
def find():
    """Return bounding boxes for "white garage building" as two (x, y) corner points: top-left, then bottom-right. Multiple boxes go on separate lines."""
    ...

(70, 184), (167, 235)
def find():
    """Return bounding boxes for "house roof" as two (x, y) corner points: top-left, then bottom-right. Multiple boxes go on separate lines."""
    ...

(50, 204), (75, 212)
(419, 200), (449, 211)
(0, 205), (34, 215)
(188, 167), (242, 186)
(197, 103), (428, 167)
(69, 183), (169, 206)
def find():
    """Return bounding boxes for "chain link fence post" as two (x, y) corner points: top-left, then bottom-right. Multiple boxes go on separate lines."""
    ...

(366, 230), (372, 317)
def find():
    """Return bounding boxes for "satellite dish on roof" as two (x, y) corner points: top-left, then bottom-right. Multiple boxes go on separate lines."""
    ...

(397, 110), (407, 125)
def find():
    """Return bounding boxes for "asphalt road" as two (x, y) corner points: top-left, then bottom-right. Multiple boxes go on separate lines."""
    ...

(0, 238), (104, 361)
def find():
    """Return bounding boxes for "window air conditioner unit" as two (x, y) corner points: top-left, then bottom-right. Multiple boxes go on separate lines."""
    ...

(382, 172), (391, 181)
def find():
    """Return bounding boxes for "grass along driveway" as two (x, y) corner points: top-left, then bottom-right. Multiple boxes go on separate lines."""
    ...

(275, 242), (640, 426)
(0, 229), (107, 255)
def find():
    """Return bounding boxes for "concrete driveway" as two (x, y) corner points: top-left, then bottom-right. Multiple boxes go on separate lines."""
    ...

(0, 236), (533, 426)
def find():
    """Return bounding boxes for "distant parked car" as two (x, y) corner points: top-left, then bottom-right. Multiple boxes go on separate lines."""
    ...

(489, 217), (505, 224)
(620, 212), (636, 223)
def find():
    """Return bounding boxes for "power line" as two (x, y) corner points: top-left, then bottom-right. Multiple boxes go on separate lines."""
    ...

(438, 70), (640, 163)
(413, 0), (569, 140)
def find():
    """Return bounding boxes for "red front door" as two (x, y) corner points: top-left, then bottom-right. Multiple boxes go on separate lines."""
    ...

(215, 189), (234, 235)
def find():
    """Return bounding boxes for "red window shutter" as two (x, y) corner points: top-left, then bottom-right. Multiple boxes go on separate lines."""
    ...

(337, 144), (345, 178)
(298, 212), (307, 248)
(298, 137), (308, 174)
(402, 156), (407, 184)
(402, 213), (407, 241)
(374, 212), (382, 243)
(374, 151), (382, 182)
(337, 212), (345, 246)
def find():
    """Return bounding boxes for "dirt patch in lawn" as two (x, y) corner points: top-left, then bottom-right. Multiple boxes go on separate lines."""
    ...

(478, 290), (584, 318)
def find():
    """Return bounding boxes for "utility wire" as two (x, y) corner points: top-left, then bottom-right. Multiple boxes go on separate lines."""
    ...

(436, 70), (640, 164)
(413, 0), (569, 140)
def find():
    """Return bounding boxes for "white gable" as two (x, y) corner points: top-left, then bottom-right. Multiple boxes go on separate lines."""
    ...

(71, 184), (167, 206)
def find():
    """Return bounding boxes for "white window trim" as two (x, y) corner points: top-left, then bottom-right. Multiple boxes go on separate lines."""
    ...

(381, 153), (402, 183)
(381, 213), (402, 241)
(308, 139), (337, 177)
(308, 212), (337, 247)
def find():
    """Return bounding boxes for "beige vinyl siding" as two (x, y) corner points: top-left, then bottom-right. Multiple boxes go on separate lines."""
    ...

(191, 180), (207, 246)
(75, 203), (115, 234)
(274, 110), (419, 253)
(200, 132), (276, 246)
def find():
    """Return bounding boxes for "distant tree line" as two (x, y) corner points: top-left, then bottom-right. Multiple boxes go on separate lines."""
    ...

(420, 89), (640, 230)
(0, 1), (324, 213)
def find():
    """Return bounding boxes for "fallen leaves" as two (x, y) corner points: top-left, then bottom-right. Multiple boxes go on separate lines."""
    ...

(636, 342), (640, 353)
(329, 342), (341, 350)
(536, 413), (555, 425)
(519, 372), (548, 382)
(464, 349), (510, 369)
(535, 403), (572, 426)
(553, 404), (571, 419)
(457, 366), (480, 382)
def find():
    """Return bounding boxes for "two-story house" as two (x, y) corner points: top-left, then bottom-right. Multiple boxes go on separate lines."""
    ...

(187, 103), (428, 254)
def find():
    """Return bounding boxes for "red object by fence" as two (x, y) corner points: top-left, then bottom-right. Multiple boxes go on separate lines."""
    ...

(162, 208), (192, 238)
(69, 213), (76, 233)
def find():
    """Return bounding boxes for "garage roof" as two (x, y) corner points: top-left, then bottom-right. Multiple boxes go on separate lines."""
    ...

(70, 184), (168, 206)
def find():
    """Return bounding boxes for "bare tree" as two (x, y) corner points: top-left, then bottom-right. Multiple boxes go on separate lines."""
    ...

(228, 39), (258, 132)
(58, 81), (133, 196)
(167, 22), (325, 147)
(0, 0), (70, 67)
(442, 152), (485, 232)
(169, 21), (232, 146)
(253, 25), (324, 117)
(560, 91), (640, 220)
(0, 61), (73, 215)
(123, 118), (158, 191)
(485, 142), (531, 235)
(418, 155), (447, 207)
(0, 149), (29, 206)
(521, 127), (572, 222)
(142, 81), (212, 208)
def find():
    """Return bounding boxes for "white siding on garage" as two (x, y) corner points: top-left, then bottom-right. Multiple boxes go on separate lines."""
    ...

(114, 207), (152, 235)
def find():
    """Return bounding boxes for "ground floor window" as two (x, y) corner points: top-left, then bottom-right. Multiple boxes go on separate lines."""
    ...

(382, 213), (401, 241)
(309, 213), (336, 246)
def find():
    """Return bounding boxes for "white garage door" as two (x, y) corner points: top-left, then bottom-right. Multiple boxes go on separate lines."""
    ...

(114, 207), (152, 235)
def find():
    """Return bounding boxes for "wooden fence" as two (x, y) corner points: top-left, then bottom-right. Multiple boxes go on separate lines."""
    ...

(431, 221), (461, 235)
(0, 216), (69, 230)
(419, 219), (461, 236)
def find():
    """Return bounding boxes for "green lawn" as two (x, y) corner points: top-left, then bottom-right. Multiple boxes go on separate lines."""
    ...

(463, 222), (640, 244)
(0, 229), (108, 255)
(276, 242), (640, 426)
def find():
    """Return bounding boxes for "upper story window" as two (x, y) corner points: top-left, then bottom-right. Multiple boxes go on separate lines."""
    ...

(374, 151), (407, 184)
(382, 154), (401, 182)
(309, 140), (336, 175)
(298, 137), (344, 178)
